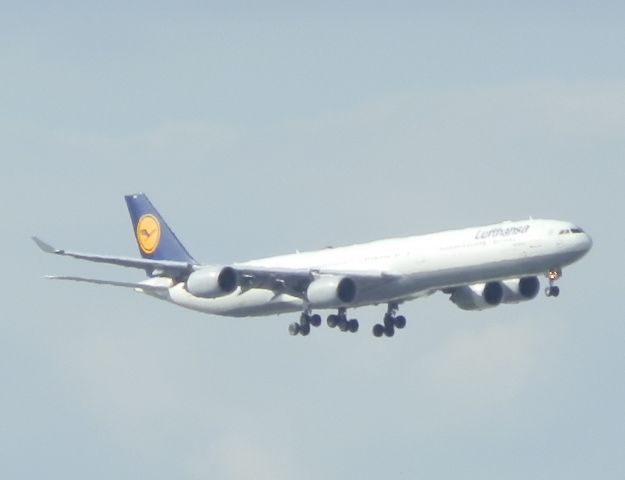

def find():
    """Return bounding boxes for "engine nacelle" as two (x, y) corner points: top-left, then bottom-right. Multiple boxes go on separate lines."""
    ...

(307, 276), (356, 308)
(450, 281), (503, 311)
(185, 266), (238, 298)
(501, 276), (540, 304)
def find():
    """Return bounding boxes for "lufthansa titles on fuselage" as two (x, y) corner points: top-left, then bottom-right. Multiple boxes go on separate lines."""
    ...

(474, 225), (530, 240)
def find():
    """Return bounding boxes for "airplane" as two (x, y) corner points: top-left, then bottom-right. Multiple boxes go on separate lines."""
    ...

(33, 193), (593, 338)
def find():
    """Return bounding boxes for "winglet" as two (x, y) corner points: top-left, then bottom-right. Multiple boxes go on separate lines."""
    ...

(32, 236), (60, 254)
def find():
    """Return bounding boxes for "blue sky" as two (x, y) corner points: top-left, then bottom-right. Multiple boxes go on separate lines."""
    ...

(2, 3), (624, 479)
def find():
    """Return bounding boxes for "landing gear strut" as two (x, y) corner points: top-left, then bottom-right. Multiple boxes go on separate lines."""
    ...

(545, 268), (562, 297)
(373, 303), (406, 338)
(288, 311), (322, 336)
(327, 307), (359, 333)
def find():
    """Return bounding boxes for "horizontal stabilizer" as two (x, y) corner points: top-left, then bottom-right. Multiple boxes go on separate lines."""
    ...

(45, 275), (170, 292)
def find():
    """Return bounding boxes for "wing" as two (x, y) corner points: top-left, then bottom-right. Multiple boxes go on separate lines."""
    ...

(233, 264), (400, 297)
(34, 236), (400, 299)
(32, 236), (196, 276)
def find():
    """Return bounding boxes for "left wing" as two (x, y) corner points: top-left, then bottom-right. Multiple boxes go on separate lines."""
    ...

(32, 236), (196, 276)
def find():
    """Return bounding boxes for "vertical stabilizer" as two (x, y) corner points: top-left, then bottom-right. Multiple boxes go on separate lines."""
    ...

(124, 193), (196, 264)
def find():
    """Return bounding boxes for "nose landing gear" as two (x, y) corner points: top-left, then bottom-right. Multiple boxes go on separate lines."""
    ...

(545, 268), (562, 297)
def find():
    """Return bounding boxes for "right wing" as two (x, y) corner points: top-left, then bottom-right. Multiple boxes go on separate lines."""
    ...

(32, 236), (196, 276)
(233, 264), (401, 298)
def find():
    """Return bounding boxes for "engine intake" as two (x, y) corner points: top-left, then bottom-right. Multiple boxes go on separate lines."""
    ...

(185, 266), (238, 298)
(450, 281), (503, 311)
(501, 276), (540, 304)
(307, 276), (356, 308)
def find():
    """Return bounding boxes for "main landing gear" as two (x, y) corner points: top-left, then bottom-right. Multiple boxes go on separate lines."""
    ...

(288, 311), (322, 336)
(289, 305), (407, 338)
(545, 268), (562, 297)
(373, 303), (406, 338)
(288, 307), (359, 336)
(327, 307), (359, 333)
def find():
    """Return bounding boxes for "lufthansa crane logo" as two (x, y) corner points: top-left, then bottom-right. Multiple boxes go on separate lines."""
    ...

(136, 214), (161, 255)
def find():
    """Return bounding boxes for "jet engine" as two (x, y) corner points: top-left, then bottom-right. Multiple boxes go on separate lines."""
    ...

(307, 276), (357, 308)
(501, 276), (540, 304)
(185, 266), (238, 298)
(450, 281), (503, 311)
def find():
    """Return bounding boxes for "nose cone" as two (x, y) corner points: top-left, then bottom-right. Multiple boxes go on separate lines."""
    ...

(583, 232), (593, 252)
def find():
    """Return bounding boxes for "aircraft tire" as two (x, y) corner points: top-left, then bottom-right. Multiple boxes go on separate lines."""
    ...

(394, 315), (406, 329)
(348, 319), (359, 333)
(310, 314), (322, 327)
(327, 314), (339, 328)
(288, 323), (300, 336)
(338, 318), (349, 332)
(300, 323), (311, 336)
(384, 325), (395, 337)
(372, 324), (384, 337)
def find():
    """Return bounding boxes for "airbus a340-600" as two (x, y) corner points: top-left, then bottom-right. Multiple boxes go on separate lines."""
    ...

(34, 193), (592, 338)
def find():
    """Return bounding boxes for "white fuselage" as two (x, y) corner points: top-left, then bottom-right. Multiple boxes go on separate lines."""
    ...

(145, 219), (592, 317)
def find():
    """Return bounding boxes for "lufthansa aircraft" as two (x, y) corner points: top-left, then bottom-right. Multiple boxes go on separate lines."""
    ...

(34, 193), (592, 337)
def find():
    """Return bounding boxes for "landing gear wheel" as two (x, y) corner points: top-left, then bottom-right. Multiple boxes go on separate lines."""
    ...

(288, 323), (300, 336)
(338, 318), (349, 332)
(373, 324), (385, 337)
(545, 268), (562, 298)
(545, 286), (561, 297)
(348, 319), (359, 333)
(327, 314), (338, 328)
(310, 314), (321, 327)
(394, 315), (406, 329)
(300, 313), (310, 328)
(300, 323), (311, 336)
(378, 303), (406, 337)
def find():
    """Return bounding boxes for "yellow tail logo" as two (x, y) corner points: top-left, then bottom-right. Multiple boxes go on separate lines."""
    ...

(136, 214), (161, 255)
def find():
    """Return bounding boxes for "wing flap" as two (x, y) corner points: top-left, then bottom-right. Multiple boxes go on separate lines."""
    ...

(233, 265), (400, 296)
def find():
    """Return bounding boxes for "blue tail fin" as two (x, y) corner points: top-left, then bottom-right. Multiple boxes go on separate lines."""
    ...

(125, 193), (196, 263)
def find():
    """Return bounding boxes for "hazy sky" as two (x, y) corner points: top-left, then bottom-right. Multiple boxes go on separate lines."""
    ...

(2, 3), (624, 479)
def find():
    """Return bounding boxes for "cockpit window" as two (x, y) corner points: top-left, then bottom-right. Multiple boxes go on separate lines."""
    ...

(559, 227), (584, 235)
